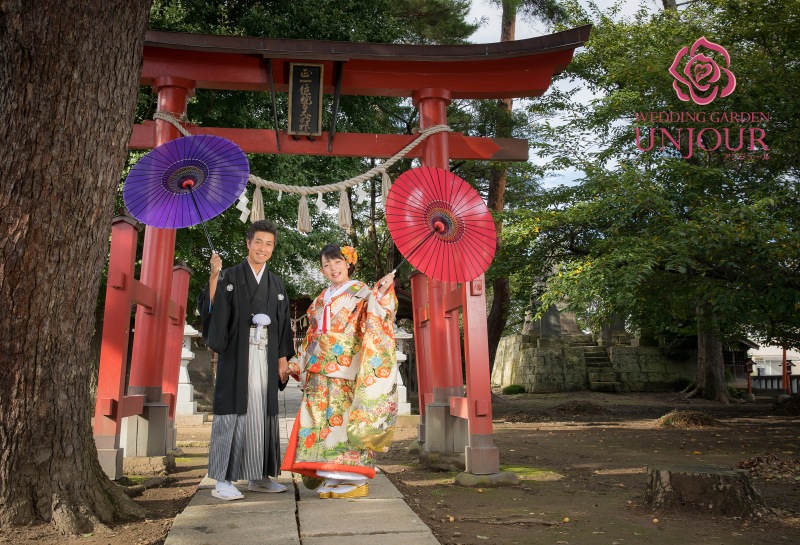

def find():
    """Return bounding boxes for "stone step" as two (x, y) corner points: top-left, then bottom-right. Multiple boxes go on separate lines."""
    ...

(589, 381), (620, 393)
(584, 354), (611, 361)
(586, 360), (609, 366)
(752, 391), (783, 403)
(753, 388), (785, 397)
(586, 344), (606, 354)
(562, 334), (594, 343)
(588, 372), (617, 382)
(586, 365), (613, 372)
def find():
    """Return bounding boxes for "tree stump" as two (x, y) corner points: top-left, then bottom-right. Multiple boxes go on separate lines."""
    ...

(644, 466), (773, 520)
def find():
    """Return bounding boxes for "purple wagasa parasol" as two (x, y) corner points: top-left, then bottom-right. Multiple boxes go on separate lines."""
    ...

(123, 135), (249, 252)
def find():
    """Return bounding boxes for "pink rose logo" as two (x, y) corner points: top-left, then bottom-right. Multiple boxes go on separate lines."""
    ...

(669, 37), (736, 106)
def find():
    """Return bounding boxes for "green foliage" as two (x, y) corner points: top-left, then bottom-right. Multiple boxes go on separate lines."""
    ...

(506, 0), (800, 350)
(129, 0), (480, 316)
(148, 0), (477, 44)
(502, 384), (526, 394)
(488, 0), (568, 29)
(728, 386), (746, 399)
(724, 368), (734, 384)
(446, 98), (545, 334)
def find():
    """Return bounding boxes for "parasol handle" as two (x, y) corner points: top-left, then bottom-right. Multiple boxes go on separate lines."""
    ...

(184, 182), (217, 255)
(382, 221), (444, 285)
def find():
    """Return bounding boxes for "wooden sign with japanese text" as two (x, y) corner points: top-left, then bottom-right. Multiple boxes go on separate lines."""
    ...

(288, 63), (323, 136)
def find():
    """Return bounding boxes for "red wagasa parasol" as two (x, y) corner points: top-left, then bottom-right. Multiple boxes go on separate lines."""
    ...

(385, 167), (496, 283)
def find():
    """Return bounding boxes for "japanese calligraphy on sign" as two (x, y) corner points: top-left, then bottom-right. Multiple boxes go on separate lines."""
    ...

(288, 63), (323, 136)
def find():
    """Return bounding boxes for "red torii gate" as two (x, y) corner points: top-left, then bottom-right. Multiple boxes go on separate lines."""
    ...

(94, 26), (590, 479)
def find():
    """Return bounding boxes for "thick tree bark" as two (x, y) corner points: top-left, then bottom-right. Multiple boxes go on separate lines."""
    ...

(0, 0), (153, 533)
(686, 304), (731, 403)
(487, 2), (515, 370)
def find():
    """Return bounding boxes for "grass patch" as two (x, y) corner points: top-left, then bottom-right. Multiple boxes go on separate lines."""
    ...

(500, 465), (564, 481)
(176, 440), (210, 448)
(502, 384), (526, 395)
(406, 473), (459, 487)
(123, 475), (151, 484)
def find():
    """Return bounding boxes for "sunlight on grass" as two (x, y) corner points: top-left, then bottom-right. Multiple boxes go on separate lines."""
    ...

(593, 467), (647, 475)
(405, 474), (459, 487)
(501, 465), (564, 481)
(174, 452), (208, 458)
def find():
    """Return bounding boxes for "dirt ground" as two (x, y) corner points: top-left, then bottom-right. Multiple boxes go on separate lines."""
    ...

(2, 392), (798, 545)
(378, 391), (800, 545)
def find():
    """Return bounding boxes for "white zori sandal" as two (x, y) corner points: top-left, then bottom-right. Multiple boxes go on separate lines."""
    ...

(248, 477), (287, 493)
(212, 480), (244, 501)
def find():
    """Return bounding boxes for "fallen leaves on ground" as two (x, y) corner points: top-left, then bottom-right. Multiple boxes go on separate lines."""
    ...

(656, 410), (719, 428)
(772, 396), (800, 416)
(737, 453), (800, 481)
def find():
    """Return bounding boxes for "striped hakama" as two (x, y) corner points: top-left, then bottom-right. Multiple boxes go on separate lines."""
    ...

(208, 327), (281, 481)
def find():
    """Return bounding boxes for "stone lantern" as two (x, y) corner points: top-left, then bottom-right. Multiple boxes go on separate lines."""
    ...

(176, 323), (206, 425)
(395, 323), (413, 416)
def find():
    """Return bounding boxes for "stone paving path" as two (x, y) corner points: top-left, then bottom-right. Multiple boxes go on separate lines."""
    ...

(166, 383), (440, 545)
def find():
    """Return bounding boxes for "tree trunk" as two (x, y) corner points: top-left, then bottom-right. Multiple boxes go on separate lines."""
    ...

(369, 176), (382, 278)
(644, 466), (772, 520)
(686, 304), (731, 403)
(0, 0), (152, 533)
(486, 2), (516, 370)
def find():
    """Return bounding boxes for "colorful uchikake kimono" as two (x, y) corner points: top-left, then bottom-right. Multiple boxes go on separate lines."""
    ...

(282, 280), (398, 480)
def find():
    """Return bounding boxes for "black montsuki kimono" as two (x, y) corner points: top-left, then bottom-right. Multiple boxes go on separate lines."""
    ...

(198, 259), (295, 416)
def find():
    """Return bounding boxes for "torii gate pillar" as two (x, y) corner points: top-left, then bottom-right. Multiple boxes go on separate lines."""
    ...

(411, 89), (507, 480)
(124, 76), (195, 457)
(412, 89), (468, 455)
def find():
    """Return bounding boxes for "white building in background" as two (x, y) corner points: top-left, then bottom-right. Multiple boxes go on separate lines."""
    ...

(749, 345), (799, 376)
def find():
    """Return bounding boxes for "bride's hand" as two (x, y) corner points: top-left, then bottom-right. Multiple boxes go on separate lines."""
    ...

(376, 271), (395, 296)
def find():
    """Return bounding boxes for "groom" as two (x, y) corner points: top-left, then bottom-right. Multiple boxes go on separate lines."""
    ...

(198, 219), (295, 500)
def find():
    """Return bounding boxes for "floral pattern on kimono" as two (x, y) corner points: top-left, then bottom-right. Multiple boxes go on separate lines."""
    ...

(282, 280), (397, 479)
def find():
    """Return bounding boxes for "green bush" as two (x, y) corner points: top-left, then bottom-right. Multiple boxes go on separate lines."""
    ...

(728, 386), (747, 399)
(502, 384), (526, 395)
(724, 368), (735, 383)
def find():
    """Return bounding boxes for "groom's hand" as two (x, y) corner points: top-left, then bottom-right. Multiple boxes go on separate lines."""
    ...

(278, 357), (289, 383)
